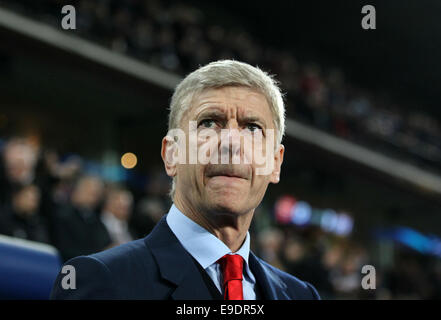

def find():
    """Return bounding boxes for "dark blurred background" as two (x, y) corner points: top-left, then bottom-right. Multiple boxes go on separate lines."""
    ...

(0, 0), (441, 299)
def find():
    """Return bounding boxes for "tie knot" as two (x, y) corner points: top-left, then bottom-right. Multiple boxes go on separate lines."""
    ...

(218, 254), (244, 284)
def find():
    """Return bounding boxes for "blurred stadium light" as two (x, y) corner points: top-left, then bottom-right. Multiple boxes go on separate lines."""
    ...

(275, 195), (354, 236)
(375, 227), (441, 259)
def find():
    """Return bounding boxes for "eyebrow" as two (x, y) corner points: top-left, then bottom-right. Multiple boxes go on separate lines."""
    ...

(240, 116), (267, 128)
(196, 108), (226, 120)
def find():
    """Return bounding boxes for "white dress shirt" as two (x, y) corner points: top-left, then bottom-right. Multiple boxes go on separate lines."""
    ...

(101, 212), (133, 245)
(166, 204), (257, 300)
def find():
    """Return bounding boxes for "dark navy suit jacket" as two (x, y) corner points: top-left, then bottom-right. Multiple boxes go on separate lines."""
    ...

(50, 216), (320, 300)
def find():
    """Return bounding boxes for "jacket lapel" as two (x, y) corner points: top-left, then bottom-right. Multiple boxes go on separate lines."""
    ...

(249, 252), (290, 300)
(145, 217), (214, 300)
(145, 216), (291, 300)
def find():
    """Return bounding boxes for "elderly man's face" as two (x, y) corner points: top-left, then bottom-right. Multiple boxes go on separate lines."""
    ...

(162, 86), (284, 216)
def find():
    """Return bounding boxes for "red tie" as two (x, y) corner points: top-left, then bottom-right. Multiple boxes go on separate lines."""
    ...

(218, 254), (244, 300)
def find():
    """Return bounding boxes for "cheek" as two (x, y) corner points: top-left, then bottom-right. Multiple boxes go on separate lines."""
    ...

(241, 135), (254, 164)
(247, 134), (275, 168)
(177, 164), (204, 185)
(250, 173), (271, 194)
(198, 134), (219, 163)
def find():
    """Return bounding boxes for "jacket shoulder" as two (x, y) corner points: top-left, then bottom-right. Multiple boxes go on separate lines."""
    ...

(51, 238), (160, 299)
(50, 254), (117, 299)
(89, 238), (151, 266)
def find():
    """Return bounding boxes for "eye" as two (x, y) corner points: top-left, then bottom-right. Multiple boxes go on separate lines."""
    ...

(198, 119), (217, 129)
(245, 123), (263, 132)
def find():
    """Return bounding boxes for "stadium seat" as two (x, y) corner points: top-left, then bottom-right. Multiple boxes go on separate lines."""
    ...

(0, 235), (62, 299)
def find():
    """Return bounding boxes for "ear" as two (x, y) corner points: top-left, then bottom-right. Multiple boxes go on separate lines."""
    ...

(270, 144), (284, 184)
(161, 136), (178, 178)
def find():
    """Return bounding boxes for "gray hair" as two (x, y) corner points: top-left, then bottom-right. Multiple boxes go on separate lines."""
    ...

(167, 59), (286, 199)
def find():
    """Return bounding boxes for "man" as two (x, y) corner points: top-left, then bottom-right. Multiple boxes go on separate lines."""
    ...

(0, 137), (39, 206)
(0, 184), (49, 243)
(101, 186), (135, 245)
(51, 60), (320, 300)
(51, 175), (112, 261)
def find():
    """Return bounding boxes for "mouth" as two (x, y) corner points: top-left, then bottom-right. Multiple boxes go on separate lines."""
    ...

(205, 166), (250, 182)
(208, 173), (245, 179)
(208, 176), (246, 185)
(206, 175), (247, 190)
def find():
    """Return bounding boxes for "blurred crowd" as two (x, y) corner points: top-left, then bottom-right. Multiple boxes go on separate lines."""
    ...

(0, 137), (172, 262)
(1, 0), (441, 299)
(253, 224), (441, 299)
(1, 136), (440, 299)
(3, 0), (441, 173)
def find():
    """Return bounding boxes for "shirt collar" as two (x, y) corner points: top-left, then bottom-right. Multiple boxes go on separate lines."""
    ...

(166, 204), (251, 269)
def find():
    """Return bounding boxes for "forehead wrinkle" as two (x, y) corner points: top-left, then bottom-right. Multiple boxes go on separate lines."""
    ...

(183, 87), (275, 129)
(194, 104), (227, 119)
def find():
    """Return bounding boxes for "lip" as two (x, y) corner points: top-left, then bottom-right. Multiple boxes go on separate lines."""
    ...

(206, 175), (248, 185)
(210, 175), (245, 179)
(205, 165), (250, 182)
(207, 174), (246, 179)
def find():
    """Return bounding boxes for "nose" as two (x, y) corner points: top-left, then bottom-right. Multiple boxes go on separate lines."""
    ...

(219, 120), (242, 164)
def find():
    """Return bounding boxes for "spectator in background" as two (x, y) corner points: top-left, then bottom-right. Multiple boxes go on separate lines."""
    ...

(0, 137), (39, 205)
(101, 186), (135, 245)
(385, 252), (434, 299)
(285, 229), (336, 298)
(281, 236), (306, 274)
(129, 169), (170, 238)
(330, 249), (363, 299)
(0, 184), (49, 243)
(52, 175), (112, 261)
(256, 228), (285, 271)
(50, 154), (83, 205)
(131, 197), (165, 239)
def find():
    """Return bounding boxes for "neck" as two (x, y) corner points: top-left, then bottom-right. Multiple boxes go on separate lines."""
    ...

(173, 193), (254, 252)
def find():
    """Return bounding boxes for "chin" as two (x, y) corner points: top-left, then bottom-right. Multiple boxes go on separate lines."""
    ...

(207, 193), (249, 216)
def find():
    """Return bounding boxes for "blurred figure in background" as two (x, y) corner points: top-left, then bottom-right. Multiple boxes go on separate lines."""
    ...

(129, 169), (169, 238)
(257, 228), (285, 270)
(131, 197), (165, 239)
(101, 186), (135, 245)
(52, 175), (112, 261)
(283, 229), (336, 298)
(44, 153), (83, 206)
(0, 184), (49, 243)
(385, 252), (434, 299)
(330, 248), (364, 299)
(34, 150), (83, 244)
(281, 236), (306, 274)
(0, 137), (39, 205)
